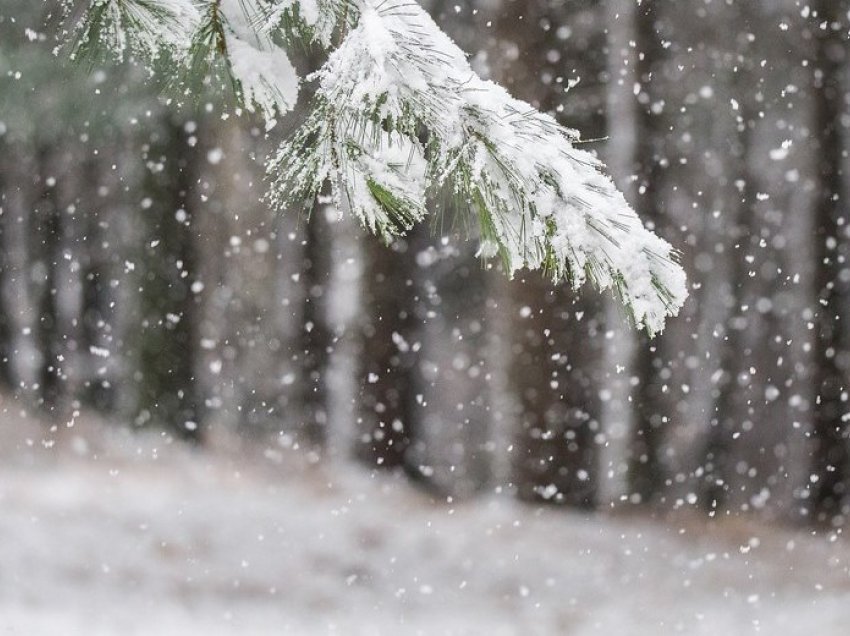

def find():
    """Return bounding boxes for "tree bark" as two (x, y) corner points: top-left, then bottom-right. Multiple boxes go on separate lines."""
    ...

(356, 234), (419, 469)
(136, 120), (203, 443)
(811, 0), (850, 523)
(0, 141), (18, 389)
(629, 0), (674, 502)
(299, 204), (333, 447)
(30, 147), (64, 410)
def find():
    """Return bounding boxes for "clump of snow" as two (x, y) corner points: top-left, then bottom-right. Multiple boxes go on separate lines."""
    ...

(227, 36), (299, 123)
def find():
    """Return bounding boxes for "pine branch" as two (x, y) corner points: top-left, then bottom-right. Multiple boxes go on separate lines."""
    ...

(65, 0), (301, 120)
(67, 0), (688, 334)
(270, 0), (687, 333)
(65, 0), (197, 64)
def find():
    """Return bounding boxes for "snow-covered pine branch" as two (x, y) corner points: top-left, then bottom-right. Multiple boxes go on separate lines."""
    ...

(63, 0), (687, 334)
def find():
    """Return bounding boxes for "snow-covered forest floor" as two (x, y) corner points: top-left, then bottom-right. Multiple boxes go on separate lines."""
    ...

(2, 407), (849, 635)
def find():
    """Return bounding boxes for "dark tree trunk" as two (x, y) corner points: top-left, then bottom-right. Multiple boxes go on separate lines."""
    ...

(30, 147), (64, 410)
(702, 127), (757, 512)
(510, 280), (603, 508)
(811, 0), (850, 523)
(356, 235), (419, 469)
(701, 6), (760, 512)
(136, 121), (203, 443)
(406, 242), (494, 496)
(79, 156), (117, 412)
(299, 204), (333, 447)
(0, 142), (17, 389)
(629, 0), (675, 503)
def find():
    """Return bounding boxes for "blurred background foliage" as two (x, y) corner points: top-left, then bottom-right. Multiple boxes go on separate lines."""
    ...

(1, 0), (850, 527)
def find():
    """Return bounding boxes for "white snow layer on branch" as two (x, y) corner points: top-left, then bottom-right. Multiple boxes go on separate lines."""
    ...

(343, 130), (428, 236)
(69, 0), (300, 118)
(257, 0), (339, 47)
(277, 0), (687, 333)
(226, 36), (299, 121)
(69, 0), (687, 333)
(67, 0), (200, 60)
(220, 0), (299, 121)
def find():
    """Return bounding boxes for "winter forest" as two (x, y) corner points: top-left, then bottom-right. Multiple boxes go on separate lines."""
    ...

(1, 0), (850, 633)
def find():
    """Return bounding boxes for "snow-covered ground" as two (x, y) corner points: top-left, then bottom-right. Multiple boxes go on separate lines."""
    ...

(1, 410), (849, 635)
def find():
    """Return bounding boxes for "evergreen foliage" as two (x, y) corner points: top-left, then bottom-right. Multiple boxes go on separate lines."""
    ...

(62, 0), (687, 334)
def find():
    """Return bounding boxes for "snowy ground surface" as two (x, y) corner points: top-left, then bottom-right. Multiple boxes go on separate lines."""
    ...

(2, 410), (850, 635)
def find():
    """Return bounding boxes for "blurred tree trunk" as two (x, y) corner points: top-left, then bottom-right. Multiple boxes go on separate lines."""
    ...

(0, 142), (17, 388)
(811, 0), (850, 522)
(407, 236), (494, 496)
(510, 280), (603, 507)
(300, 204), (333, 447)
(356, 235), (419, 468)
(596, 0), (639, 507)
(700, 6), (760, 512)
(78, 155), (117, 412)
(30, 147), (64, 410)
(629, 0), (675, 502)
(136, 120), (202, 442)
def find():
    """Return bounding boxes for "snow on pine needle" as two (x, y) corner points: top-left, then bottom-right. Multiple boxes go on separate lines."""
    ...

(270, 0), (688, 334)
(65, 0), (301, 117)
(65, 0), (687, 334)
